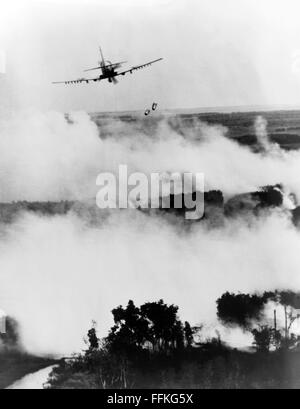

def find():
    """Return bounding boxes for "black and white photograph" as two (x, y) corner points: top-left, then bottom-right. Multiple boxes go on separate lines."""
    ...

(1, 0), (300, 392)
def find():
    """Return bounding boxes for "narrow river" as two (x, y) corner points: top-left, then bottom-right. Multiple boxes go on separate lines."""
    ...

(7, 365), (56, 389)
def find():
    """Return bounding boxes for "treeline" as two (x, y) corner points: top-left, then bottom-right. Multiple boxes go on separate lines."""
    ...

(1, 184), (298, 226)
(217, 291), (300, 351)
(47, 291), (300, 389)
(0, 201), (75, 223)
(92, 110), (300, 151)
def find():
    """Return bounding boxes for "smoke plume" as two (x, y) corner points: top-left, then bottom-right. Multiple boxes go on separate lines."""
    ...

(0, 110), (299, 354)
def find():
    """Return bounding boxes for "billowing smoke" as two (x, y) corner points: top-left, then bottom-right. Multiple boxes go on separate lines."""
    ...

(254, 115), (271, 152)
(0, 110), (300, 355)
(254, 115), (282, 157)
(0, 209), (299, 355)
(1, 110), (300, 200)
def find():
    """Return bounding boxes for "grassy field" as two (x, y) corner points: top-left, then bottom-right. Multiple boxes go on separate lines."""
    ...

(47, 348), (300, 389)
(0, 351), (57, 389)
(90, 109), (300, 150)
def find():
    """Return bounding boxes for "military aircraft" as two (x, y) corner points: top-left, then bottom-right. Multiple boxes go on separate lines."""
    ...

(52, 47), (163, 85)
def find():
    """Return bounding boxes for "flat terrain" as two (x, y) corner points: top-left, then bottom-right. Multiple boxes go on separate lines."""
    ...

(90, 109), (300, 150)
(0, 352), (57, 389)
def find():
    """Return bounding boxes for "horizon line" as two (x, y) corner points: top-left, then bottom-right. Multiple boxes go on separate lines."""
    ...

(89, 103), (300, 116)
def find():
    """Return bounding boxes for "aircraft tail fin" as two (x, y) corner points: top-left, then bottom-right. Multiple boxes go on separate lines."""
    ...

(99, 46), (105, 66)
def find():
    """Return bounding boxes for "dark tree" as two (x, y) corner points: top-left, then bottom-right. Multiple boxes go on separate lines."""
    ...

(277, 291), (300, 309)
(252, 326), (273, 352)
(263, 290), (300, 348)
(253, 185), (283, 208)
(217, 292), (266, 329)
(184, 322), (194, 347)
(107, 300), (149, 355)
(218, 290), (300, 351)
(87, 322), (99, 351)
(106, 299), (191, 354)
(140, 299), (184, 351)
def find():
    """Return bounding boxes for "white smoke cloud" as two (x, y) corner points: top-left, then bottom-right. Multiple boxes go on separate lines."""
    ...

(0, 110), (300, 202)
(254, 115), (270, 152)
(0, 110), (300, 355)
(0, 209), (298, 355)
(254, 115), (282, 157)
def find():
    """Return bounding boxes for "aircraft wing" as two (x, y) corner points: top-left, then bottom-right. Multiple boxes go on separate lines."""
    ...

(52, 75), (104, 85)
(115, 58), (163, 77)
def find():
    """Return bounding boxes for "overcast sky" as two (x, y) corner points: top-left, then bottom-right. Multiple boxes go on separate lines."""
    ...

(1, 0), (300, 113)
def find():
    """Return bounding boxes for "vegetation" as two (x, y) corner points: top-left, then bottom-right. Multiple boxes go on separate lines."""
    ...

(0, 352), (56, 389)
(0, 316), (56, 389)
(91, 110), (300, 150)
(217, 290), (300, 351)
(47, 293), (300, 389)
